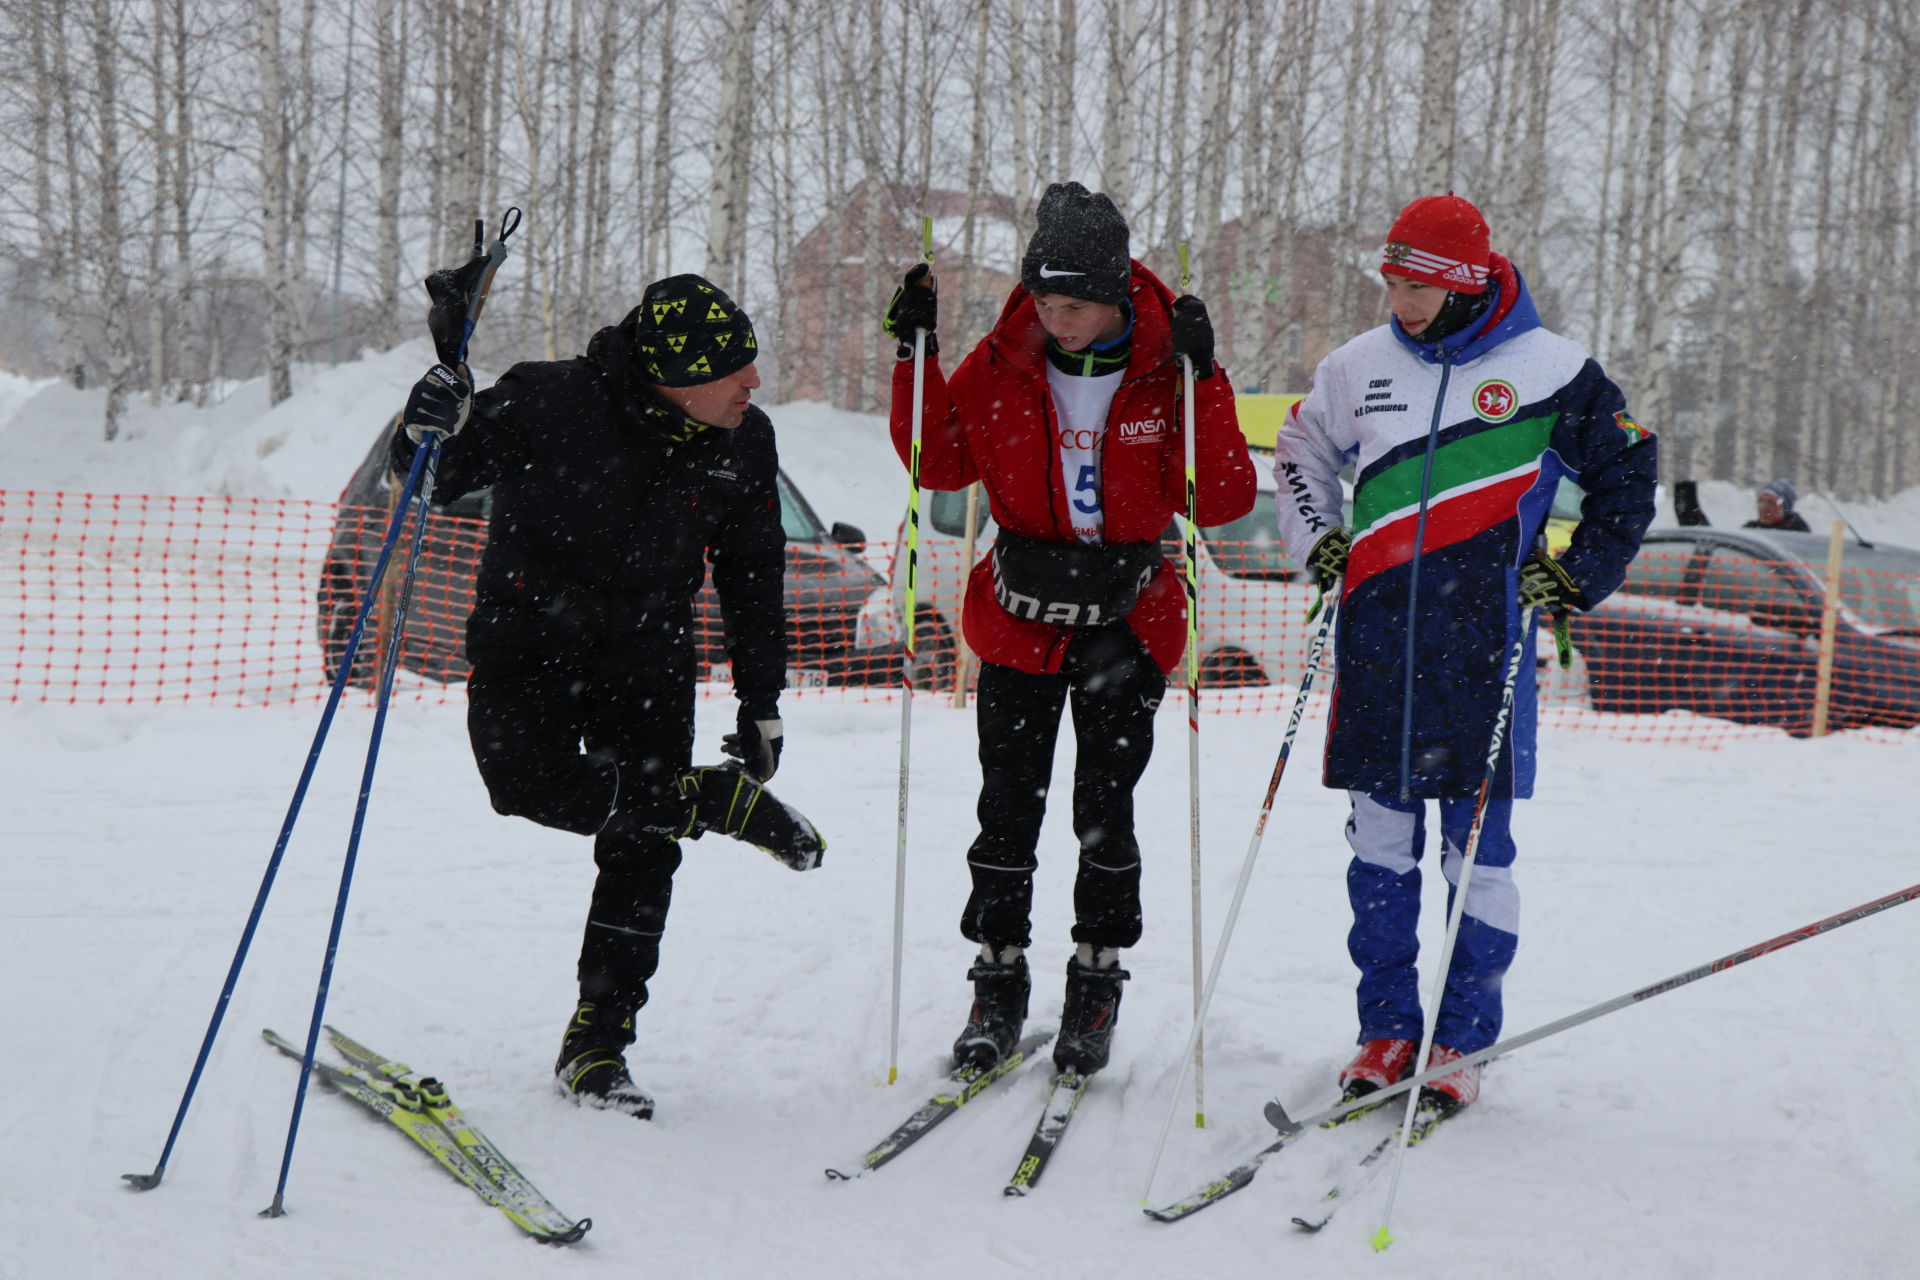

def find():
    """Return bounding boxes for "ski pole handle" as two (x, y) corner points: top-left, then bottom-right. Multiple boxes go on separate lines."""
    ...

(456, 207), (521, 366)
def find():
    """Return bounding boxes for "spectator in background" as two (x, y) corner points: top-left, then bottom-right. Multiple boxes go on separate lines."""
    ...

(1746, 479), (1812, 532)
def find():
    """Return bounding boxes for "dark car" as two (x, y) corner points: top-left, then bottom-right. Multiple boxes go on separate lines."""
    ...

(318, 416), (894, 689)
(1573, 526), (1920, 733)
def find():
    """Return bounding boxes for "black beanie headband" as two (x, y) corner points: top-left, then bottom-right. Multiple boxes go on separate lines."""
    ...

(631, 273), (758, 387)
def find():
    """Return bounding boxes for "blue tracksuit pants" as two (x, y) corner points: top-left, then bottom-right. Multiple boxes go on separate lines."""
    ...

(1344, 790), (1519, 1055)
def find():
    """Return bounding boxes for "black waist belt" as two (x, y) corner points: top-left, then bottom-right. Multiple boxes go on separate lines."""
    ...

(990, 531), (1162, 628)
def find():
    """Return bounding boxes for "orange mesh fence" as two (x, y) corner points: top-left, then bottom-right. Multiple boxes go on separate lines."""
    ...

(4, 490), (1916, 745)
(4, 490), (337, 707)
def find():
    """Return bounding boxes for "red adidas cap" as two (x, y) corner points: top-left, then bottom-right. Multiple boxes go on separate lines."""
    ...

(1381, 193), (1492, 294)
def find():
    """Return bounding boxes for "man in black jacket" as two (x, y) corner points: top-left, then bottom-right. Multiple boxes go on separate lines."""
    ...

(396, 273), (824, 1119)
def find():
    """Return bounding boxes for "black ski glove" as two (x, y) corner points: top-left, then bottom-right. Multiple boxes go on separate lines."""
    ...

(882, 264), (939, 358)
(425, 257), (491, 369)
(1306, 526), (1353, 590)
(1519, 555), (1586, 612)
(1673, 478), (1710, 527)
(403, 363), (473, 442)
(1170, 295), (1216, 379)
(721, 710), (784, 782)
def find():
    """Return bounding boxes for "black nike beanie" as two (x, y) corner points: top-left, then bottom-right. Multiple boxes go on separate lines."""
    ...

(1020, 182), (1131, 304)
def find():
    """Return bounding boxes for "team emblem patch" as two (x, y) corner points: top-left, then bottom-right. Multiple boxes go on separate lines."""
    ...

(1472, 378), (1519, 423)
(1615, 410), (1650, 443)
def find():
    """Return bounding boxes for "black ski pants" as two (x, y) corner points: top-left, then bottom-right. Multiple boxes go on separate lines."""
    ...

(964, 625), (1166, 952)
(466, 642), (694, 1012)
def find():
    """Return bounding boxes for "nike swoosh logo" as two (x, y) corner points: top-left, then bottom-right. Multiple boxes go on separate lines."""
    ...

(1037, 265), (1084, 278)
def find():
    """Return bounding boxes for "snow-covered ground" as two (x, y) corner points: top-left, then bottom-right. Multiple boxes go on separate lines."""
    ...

(3, 357), (1918, 1279)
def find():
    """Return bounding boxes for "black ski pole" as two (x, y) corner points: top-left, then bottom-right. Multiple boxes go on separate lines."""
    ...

(262, 208), (517, 1219)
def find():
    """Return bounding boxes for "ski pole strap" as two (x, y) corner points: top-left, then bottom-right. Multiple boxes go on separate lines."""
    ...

(458, 207), (521, 364)
(426, 207), (522, 369)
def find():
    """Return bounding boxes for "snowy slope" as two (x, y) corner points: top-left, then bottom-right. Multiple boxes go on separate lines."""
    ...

(2, 355), (1918, 1279)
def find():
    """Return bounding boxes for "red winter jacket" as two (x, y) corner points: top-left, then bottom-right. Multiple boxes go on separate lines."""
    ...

(889, 261), (1256, 675)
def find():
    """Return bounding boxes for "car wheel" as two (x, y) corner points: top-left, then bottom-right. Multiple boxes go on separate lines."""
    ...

(1201, 648), (1269, 688)
(318, 564), (378, 690)
(908, 611), (958, 693)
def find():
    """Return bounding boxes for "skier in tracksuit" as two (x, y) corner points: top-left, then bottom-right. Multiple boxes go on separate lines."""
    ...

(884, 182), (1256, 1076)
(1271, 193), (1657, 1113)
(395, 272), (825, 1121)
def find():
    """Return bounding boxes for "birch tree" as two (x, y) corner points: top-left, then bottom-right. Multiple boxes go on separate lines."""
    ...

(372, 0), (404, 350)
(256, 0), (295, 404)
(1634, 0), (1713, 476)
(91, 0), (133, 437)
(1413, 0), (1461, 193)
(704, 0), (767, 292)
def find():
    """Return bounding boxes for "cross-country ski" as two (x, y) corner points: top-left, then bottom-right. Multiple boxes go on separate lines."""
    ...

(260, 1029), (588, 1244)
(825, 1032), (1054, 1180)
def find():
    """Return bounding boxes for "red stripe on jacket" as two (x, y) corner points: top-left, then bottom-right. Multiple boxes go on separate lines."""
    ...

(1344, 470), (1540, 594)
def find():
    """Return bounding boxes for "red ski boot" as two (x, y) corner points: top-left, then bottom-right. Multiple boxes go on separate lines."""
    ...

(1419, 1043), (1481, 1115)
(1338, 1038), (1416, 1103)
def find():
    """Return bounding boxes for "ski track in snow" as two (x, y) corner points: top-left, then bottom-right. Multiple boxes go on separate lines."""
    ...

(3, 360), (1918, 1276)
(3, 694), (1916, 1280)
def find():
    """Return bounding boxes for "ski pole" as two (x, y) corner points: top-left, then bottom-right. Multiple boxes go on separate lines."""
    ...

(262, 436), (443, 1217)
(1139, 596), (1340, 1204)
(263, 207), (516, 1219)
(1176, 241), (1206, 1129)
(889, 216), (933, 1087)
(121, 448), (438, 1194)
(1398, 359), (1452, 800)
(1373, 620), (1533, 1251)
(1268, 878), (1920, 1136)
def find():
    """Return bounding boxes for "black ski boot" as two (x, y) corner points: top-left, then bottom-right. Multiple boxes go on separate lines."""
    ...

(952, 946), (1031, 1070)
(554, 1001), (655, 1119)
(1054, 947), (1130, 1075)
(680, 763), (827, 870)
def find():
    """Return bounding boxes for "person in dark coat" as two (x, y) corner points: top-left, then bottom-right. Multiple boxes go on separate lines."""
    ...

(883, 182), (1256, 1078)
(1745, 478), (1812, 532)
(395, 273), (824, 1119)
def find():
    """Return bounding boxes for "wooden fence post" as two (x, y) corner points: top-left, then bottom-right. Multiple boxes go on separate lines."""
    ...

(1809, 520), (1846, 737)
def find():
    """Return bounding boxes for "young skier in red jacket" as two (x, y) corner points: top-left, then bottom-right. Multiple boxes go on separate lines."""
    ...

(884, 182), (1255, 1076)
